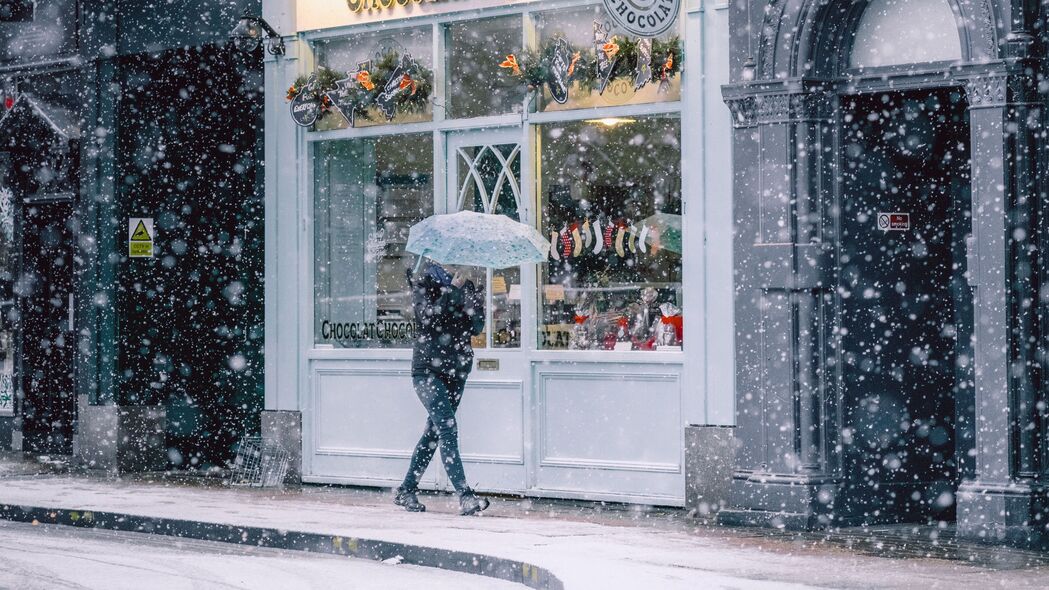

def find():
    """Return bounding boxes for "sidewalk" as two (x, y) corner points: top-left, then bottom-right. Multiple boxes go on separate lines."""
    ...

(0, 464), (1046, 588)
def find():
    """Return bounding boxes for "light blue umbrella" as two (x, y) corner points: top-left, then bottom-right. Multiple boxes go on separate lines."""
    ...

(407, 210), (550, 269)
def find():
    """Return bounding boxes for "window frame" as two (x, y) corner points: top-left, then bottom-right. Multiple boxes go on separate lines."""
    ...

(301, 0), (685, 358)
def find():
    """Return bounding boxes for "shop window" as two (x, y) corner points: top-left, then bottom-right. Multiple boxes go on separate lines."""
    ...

(314, 134), (434, 348)
(313, 26), (433, 130)
(446, 16), (527, 119)
(537, 116), (683, 351)
(849, 0), (962, 68)
(533, 5), (681, 113)
(452, 141), (522, 348)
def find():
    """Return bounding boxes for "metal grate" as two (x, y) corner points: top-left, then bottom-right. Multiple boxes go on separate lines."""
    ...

(228, 436), (289, 488)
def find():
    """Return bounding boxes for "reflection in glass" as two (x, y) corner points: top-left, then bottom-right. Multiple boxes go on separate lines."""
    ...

(447, 16), (526, 119)
(314, 135), (434, 348)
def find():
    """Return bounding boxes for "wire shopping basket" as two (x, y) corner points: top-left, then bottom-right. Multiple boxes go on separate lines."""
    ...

(228, 436), (290, 488)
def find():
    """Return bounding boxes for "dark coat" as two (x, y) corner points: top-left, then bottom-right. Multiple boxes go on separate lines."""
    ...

(408, 262), (485, 377)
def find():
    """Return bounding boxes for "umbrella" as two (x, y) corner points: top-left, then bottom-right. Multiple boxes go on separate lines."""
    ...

(406, 210), (550, 269)
(641, 212), (682, 254)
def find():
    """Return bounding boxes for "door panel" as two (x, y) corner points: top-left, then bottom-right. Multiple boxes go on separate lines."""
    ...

(20, 199), (75, 454)
(443, 128), (527, 492)
(838, 89), (972, 519)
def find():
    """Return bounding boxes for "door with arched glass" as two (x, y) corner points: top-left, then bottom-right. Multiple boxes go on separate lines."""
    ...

(441, 127), (528, 493)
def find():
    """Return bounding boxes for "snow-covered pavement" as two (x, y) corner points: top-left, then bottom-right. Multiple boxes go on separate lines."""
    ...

(0, 474), (1045, 589)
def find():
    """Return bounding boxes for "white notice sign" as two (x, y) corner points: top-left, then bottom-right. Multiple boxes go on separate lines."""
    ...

(876, 212), (910, 232)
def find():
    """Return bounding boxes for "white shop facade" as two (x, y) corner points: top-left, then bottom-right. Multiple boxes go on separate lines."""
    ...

(262, 0), (734, 505)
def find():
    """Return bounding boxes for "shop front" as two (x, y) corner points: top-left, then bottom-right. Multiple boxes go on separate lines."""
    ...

(263, 0), (734, 505)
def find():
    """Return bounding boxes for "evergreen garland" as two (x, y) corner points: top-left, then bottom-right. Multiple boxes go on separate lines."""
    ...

(504, 36), (682, 95)
(286, 52), (435, 125)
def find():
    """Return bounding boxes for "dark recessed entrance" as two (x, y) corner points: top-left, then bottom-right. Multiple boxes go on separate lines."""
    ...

(838, 88), (973, 522)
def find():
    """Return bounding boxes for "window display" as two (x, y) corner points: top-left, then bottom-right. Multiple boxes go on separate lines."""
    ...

(313, 26), (433, 130)
(538, 116), (682, 351)
(314, 134), (434, 348)
(532, 5), (681, 112)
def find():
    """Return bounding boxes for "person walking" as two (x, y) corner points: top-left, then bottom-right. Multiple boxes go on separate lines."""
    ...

(394, 260), (490, 516)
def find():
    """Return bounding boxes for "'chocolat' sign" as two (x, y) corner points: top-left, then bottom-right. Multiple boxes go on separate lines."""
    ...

(602, 0), (680, 37)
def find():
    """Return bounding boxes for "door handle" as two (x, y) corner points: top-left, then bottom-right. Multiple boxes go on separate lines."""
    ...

(67, 293), (74, 332)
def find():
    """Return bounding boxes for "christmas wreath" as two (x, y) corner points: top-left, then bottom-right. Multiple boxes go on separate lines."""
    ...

(500, 35), (681, 98)
(286, 51), (434, 126)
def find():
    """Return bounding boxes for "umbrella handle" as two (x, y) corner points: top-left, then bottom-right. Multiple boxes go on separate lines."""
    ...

(413, 253), (427, 274)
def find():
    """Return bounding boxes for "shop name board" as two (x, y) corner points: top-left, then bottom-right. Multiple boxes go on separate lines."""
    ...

(320, 319), (417, 341)
(603, 0), (680, 38)
(299, 0), (531, 31)
(347, 0), (441, 12)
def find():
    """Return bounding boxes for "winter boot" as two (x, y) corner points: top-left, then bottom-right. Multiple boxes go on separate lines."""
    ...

(459, 489), (490, 516)
(393, 487), (426, 512)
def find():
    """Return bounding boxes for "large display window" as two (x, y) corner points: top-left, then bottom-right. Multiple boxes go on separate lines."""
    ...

(537, 116), (683, 351)
(307, 3), (684, 354)
(313, 134), (434, 348)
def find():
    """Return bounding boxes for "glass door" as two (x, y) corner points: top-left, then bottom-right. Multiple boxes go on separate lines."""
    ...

(439, 127), (529, 495)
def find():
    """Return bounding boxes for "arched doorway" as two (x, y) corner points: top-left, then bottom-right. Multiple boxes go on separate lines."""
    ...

(838, 88), (973, 520)
(722, 0), (1039, 535)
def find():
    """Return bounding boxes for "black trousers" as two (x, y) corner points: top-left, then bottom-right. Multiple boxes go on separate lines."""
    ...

(400, 371), (469, 494)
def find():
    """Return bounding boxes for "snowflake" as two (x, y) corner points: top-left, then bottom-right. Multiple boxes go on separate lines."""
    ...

(364, 230), (389, 264)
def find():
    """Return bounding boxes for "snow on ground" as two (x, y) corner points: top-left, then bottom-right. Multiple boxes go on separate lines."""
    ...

(0, 475), (1045, 589)
(0, 520), (519, 590)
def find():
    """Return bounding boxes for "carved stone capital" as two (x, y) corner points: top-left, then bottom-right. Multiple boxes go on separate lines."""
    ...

(726, 96), (757, 128)
(748, 92), (834, 124)
(964, 76), (1007, 108)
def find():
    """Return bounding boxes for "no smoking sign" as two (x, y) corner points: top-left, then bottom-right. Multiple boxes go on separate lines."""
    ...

(877, 212), (910, 231)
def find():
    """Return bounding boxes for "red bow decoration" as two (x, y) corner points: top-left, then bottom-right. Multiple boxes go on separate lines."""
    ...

(356, 70), (376, 91)
(574, 315), (590, 325)
(568, 52), (581, 77)
(399, 73), (418, 96)
(285, 84), (298, 101)
(500, 54), (522, 76)
(661, 53), (674, 80)
(603, 38), (620, 60)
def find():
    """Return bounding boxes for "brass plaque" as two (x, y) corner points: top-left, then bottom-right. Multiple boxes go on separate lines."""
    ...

(477, 358), (499, 371)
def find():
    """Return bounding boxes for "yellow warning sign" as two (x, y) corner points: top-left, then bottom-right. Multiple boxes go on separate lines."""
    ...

(130, 220), (151, 241)
(128, 217), (154, 258)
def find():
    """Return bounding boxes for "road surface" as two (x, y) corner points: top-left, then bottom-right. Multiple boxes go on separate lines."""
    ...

(0, 520), (519, 590)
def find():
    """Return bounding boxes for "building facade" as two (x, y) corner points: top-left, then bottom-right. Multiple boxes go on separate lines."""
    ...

(0, 0), (265, 472)
(722, 0), (1048, 540)
(262, 0), (735, 506)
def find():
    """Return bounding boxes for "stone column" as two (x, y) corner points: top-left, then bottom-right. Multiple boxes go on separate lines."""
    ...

(73, 0), (167, 472)
(956, 72), (1047, 542)
(719, 84), (841, 529)
(260, 9), (304, 482)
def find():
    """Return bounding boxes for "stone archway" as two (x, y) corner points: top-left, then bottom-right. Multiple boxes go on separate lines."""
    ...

(721, 0), (1046, 539)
